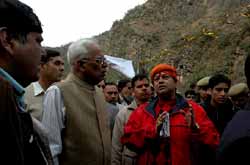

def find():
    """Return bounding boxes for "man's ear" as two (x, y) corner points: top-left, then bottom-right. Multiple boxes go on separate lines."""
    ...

(40, 63), (46, 70)
(0, 29), (14, 55)
(75, 60), (86, 72)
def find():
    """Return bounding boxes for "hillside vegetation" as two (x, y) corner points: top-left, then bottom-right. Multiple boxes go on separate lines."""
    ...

(57, 0), (250, 90)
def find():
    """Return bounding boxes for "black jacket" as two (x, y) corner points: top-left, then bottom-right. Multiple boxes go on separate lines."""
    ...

(197, 97), (235, 165)
(201, 97), (235, 135)
(217, 100), (250, 165)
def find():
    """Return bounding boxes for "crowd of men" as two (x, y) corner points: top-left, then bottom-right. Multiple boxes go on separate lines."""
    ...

(1, 0), (250, 165)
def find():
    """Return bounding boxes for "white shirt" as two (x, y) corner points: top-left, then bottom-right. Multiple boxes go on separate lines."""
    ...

(33, 81), (44, 96)
(42, 85), (65, 165)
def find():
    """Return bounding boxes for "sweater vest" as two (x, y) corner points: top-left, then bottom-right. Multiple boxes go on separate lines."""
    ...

(57, 74), (111, 165)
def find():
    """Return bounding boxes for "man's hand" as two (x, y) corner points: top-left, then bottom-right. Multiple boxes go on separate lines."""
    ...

(156, 111), (167, 129)
(180, 104), (199, 130)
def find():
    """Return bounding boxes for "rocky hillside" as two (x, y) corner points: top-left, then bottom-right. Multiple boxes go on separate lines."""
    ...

(95, 0), (250, 90)
(58, 0), (250, 90)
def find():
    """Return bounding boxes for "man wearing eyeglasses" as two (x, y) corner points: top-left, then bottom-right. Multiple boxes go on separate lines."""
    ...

(42, 39), (111, 165)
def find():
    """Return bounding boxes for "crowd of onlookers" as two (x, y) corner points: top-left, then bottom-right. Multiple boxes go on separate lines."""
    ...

(1, 0), (250, 165)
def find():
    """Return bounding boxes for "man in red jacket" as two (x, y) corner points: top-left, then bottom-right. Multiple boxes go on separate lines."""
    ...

(121, 64), (219, 165)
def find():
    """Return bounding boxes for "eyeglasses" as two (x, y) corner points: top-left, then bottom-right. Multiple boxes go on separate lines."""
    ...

(79, 56), (107, 65)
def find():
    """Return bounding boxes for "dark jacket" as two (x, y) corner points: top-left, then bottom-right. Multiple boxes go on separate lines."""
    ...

(0, 76), (53, 165)
(199, 97), (235, 165)
(201, 97), (235, 135)
(217, 100), (250, 165)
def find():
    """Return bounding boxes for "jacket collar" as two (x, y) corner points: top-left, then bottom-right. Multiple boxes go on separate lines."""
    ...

(145, 93), (188, 118)
(66, 73), (95, 91)
(0, 68), (25, 111)
(127, 100), (138, 110)
(32, 81), (44, 96)
(0, 68), (25, 96)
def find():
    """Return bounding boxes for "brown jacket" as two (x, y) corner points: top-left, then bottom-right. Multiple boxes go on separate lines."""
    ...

(57, 73), (111, 165)
(0, 76), (53, 165)
(111, 100), (138, 165)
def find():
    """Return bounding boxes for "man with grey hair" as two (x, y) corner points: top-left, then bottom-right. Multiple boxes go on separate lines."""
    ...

(42, 38), (111, 165)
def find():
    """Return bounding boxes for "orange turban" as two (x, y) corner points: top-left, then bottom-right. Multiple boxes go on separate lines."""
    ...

(150, 64), (177, 80)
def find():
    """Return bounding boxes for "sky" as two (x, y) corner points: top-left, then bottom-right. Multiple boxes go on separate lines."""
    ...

(20, 0), (146, 47)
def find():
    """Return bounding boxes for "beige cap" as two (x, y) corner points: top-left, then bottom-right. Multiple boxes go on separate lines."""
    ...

(228, 83), (249, 96)
(197, 76), (211, 87)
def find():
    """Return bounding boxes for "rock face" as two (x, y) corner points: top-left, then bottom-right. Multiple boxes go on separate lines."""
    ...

(95, 0), (250, 89)
(58, 0), (250, 90)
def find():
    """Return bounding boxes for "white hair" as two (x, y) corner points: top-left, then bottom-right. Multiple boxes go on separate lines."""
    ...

(67, 38), (99, 65)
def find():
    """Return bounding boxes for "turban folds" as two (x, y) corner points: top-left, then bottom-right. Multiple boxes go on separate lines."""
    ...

(150, 64), (177, 80)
